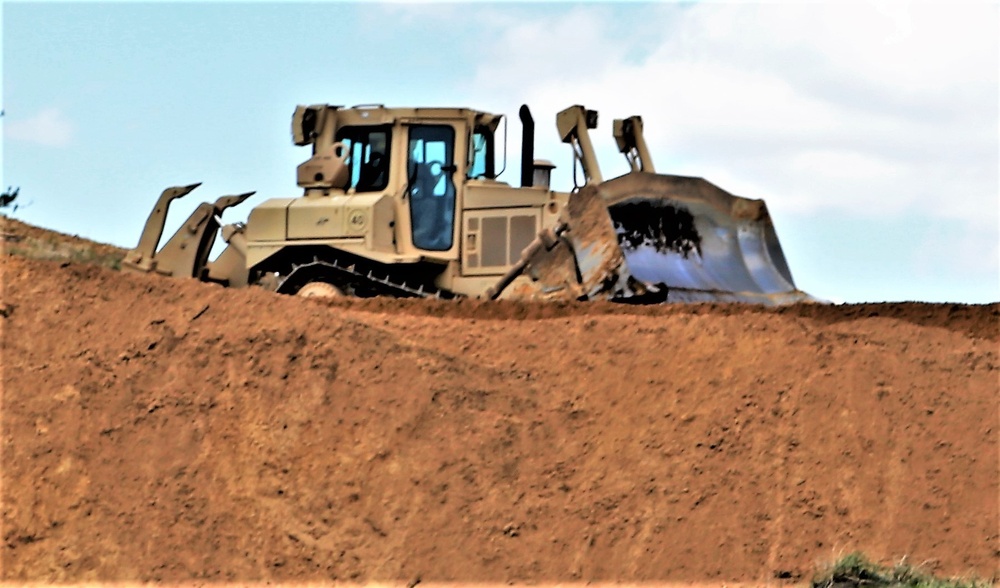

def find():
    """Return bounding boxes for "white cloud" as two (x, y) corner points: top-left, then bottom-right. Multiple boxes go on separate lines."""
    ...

(5, 107), (75, 148)
(456, 2), (997, 231)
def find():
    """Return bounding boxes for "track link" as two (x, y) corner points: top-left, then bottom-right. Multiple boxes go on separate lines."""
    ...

(277, 257), (454, 299)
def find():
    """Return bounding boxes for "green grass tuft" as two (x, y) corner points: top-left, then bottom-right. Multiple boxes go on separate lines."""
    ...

(812, 553), (993, 588)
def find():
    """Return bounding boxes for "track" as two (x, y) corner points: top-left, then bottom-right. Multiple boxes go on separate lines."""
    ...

(277, 258), (452, 299)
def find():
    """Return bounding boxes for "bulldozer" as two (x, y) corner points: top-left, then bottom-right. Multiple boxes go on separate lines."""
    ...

(122, 103), (812, 304)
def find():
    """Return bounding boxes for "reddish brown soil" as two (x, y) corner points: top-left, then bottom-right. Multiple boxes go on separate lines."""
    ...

(1, 255), (997, 584)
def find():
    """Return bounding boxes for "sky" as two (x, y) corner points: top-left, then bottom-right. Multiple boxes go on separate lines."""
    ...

(3, 1), (998, 304)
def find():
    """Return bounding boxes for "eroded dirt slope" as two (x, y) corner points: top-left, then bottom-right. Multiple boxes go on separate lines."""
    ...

(1, 255), (997, 584)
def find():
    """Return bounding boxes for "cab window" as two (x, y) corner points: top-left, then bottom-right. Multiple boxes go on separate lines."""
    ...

(408, 125), (456, 251)
(468, 125), (495, 179)
(335, 126), (391, 192)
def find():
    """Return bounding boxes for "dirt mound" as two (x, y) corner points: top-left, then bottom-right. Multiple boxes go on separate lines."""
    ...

(1, 255), (997, 584)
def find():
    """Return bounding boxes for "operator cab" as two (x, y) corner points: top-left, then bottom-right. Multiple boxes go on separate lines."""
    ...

(289, 104), (508, 258)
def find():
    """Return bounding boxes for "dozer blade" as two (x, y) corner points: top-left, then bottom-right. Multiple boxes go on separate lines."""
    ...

(600, 172), (813, 305)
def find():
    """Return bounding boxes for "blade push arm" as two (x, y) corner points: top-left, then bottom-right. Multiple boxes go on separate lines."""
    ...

(613, 115), (656, 173)
(556, 105), (603, 184)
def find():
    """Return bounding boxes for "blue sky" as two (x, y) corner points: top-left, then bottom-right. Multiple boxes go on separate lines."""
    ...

(3, 2), (998, 304)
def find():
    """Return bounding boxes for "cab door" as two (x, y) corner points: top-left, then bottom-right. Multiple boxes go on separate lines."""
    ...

(407, 125), (457, 252)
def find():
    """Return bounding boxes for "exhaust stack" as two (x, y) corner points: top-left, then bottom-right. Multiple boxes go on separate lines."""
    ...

(519, 104), (534, 188)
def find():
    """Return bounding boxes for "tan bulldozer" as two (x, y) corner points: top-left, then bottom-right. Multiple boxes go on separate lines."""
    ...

(122, 103), (812, 304)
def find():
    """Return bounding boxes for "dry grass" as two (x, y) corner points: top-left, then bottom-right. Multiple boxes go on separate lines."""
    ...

(812, 553), (993, 588)
(1, 215), (126, 270)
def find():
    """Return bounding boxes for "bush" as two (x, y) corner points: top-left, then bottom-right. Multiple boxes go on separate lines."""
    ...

(1, 186), (19, 211)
